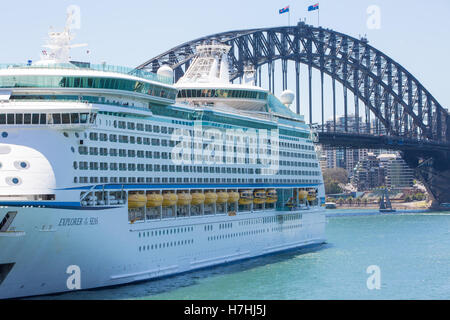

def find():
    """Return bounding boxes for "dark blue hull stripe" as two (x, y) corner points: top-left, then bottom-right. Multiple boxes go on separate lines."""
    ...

(0, 202), (120, 210)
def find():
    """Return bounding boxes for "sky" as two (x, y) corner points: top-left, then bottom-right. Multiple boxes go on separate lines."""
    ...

(1, 0), (449, 123)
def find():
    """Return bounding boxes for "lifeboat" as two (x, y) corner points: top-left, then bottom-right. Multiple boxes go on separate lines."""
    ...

(227, 191), (240, 203)
(298, 190), (308, 201)
(162, 192), (178, 207)
(239, 190), (253, 205)
(146, 193), (163, 208)
(128, 193), (147, 208)
(217, 191), (229, 204)
(253, 189), (266, 204)
(177, 192), (192, 206)
(266, 189), (278, 203)
(307, 190), (317, 202)
(204, 191), (218, 205)
(191, 191), (206, 205)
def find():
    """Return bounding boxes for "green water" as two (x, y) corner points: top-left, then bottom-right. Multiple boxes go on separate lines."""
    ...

(40, 210), (450, 300)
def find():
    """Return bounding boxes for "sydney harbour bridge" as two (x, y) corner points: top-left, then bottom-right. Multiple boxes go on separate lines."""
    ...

(136, 22), (450, 207)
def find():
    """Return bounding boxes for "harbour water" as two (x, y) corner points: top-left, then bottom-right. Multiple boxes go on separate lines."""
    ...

(33, 210), (450, 300)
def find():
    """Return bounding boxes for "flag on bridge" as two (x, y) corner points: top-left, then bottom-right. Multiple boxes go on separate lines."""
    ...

(308, 3), (319, 11)
(279, 6), (290, 14)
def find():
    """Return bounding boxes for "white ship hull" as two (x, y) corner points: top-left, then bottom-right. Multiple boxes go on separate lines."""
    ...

(0, 205), (325, 299)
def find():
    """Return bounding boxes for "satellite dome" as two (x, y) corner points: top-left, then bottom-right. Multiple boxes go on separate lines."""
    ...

(157, 64), (173, 79)
(280, 90), (295, 106)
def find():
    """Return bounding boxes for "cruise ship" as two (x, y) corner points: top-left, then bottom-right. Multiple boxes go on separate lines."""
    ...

(0, 15), (326, 299)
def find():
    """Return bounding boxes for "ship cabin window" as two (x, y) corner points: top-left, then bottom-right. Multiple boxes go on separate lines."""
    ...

(0, 112), (94, 126)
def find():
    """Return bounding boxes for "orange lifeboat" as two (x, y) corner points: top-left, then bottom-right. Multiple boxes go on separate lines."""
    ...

(217, 191), (229, 204)
(191, 191), (206, 205)
(239, 190), (253, 205)
(177, 192), (192, 206)
(146, 192), (163, 208)
(253, 190), (266, 204)
(204, 191), (218, 205)
(128, 193), (147, 209)
(266, 189), (278, 204)
(162, 192), (178, 207)
(227, 191), (240, 203)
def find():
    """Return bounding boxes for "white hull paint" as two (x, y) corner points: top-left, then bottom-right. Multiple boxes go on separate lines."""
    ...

(0, 205), (325, 299)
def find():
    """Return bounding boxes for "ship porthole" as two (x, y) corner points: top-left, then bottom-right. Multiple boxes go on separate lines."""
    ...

(1, 132), (8, 138)
(6, 177), (22, 186)
(14, 161), (30, 170)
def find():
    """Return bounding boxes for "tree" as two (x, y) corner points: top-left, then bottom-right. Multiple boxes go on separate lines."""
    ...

(323, 168), (348, 195)
(323, 168), (349, 185)
(325, 181), (342, 195)
(347, 197), (353, 207)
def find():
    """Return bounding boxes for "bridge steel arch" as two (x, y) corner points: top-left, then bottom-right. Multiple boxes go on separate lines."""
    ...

(137, 22), (450, 145)
(138, 23), (450, 206)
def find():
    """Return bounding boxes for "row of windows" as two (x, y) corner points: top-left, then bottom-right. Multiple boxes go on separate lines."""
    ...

(0, 112), (95, 125)
(79, 147), (282, 164)
(73, 161), (320, 176)
(280, 141), (314, 150)
(89, 125), (308, 148)
(75, 176), (322, 185)
(88, 130), (289, 150)
(272, 224), (302, 232)
(138, 239), (194, 252)
(177, 89), (267, 100)
(138, 226), (193, 238)
(0, 75), (177, 100)
(208, 228), (268, 241)
(238, 213), (302, 226)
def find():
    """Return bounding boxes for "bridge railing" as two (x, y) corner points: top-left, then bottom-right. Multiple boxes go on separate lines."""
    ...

(314, 123), (388, 136)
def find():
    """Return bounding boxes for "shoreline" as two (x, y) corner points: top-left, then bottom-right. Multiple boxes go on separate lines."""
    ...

(328, 200), (431, 210)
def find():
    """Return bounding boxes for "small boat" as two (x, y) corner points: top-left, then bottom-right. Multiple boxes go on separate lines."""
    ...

(253, 189), (266, 204)
(177, 192), (192, 206)
(227, 191), (240, 203)
(162, 192), (178, 207)
(379, 188), (396, 213)
(204, 191), (218, 205)
(128, 193), (147, 208)
(325, 202), (337, 209)
(239, 190), (253, 205)
(191, 191), (205, 205)
(146, 192), (163, 207)
(266, 189), (278, 203)
(216, 191), (229, 204)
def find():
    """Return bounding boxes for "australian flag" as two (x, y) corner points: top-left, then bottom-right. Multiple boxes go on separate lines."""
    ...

(308, 3), (319, 11)
(279, 6), (290, 14)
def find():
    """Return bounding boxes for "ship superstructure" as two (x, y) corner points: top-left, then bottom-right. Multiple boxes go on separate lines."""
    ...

(0, 17), (325, 299)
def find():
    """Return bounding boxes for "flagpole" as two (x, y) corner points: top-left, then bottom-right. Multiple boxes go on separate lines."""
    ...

(288, 10), (291, 26)
(318, 8), (320, 26)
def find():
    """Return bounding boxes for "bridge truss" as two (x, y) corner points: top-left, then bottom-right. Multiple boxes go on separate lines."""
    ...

(137, 22), (449, 145)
